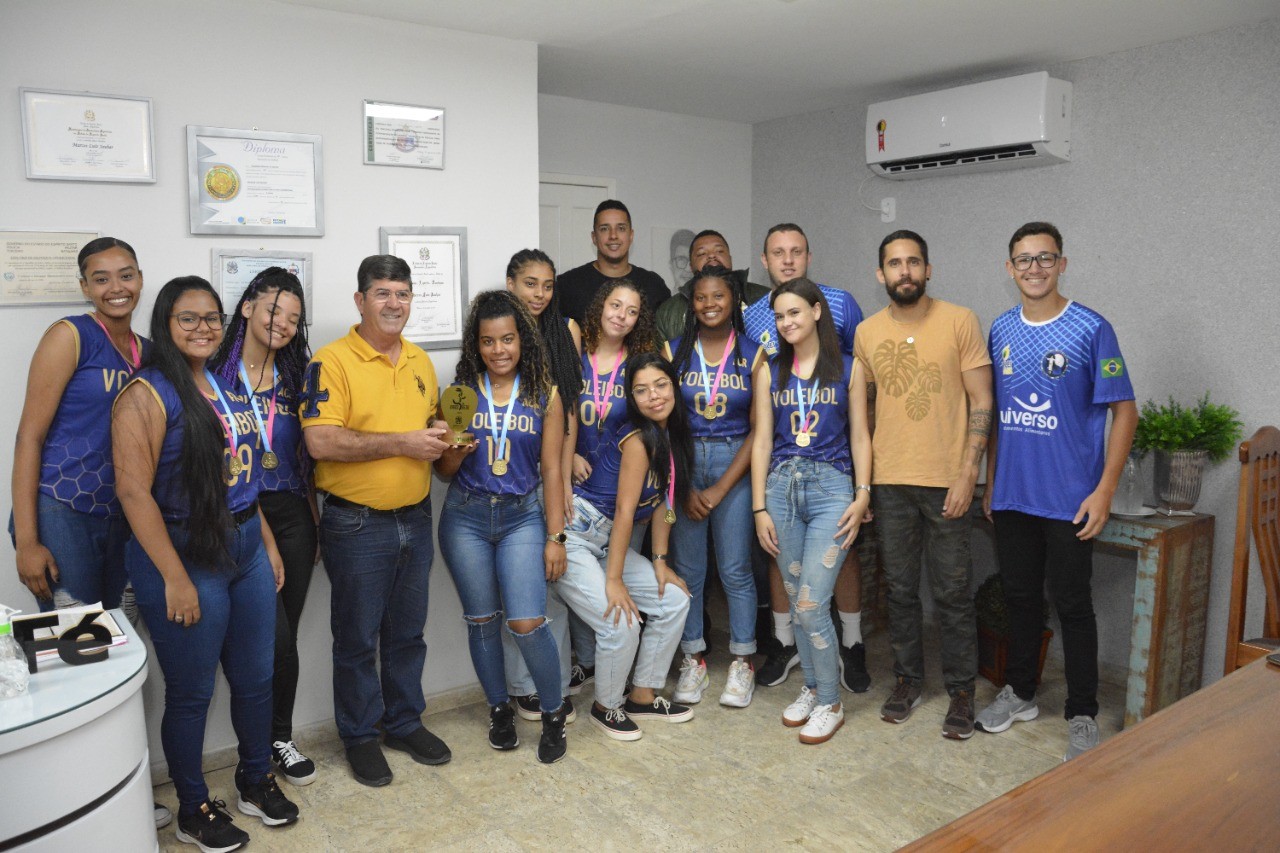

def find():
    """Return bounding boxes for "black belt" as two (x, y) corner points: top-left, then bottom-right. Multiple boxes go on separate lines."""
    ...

(325, 494), (426, 516)
(232, 500), (259, 526)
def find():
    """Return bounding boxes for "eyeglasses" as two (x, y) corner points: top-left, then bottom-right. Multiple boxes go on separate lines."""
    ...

(1010, 252), (1063, 271)
(172, 312), (227, 331)
(632, 378), (674, 400)
(366, 288), (413, 303)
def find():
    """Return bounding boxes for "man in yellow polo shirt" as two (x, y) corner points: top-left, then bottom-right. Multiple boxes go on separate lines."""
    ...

(301, 255), (451, 787)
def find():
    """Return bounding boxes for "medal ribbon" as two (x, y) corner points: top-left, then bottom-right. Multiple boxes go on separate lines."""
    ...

(204, 369), (240, 466)
(91, 312), (140, 369)
(239, 362), (277, 458)
(483, 372), (519, 465)
(791, 358), (820, 440)
(666, 451), (677, 521)
(589, 347), (625, 428)
(695, 330), (735, 417)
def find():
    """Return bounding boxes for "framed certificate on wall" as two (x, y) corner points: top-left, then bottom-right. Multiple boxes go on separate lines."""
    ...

(211, 248), (314, 322)
(380, 226), (468, 350)
(21, 88), (155, 183)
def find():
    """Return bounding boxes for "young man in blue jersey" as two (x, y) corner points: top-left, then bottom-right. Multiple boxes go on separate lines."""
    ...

(978, 222), (1137, 760)
(745, 224), (872, 696)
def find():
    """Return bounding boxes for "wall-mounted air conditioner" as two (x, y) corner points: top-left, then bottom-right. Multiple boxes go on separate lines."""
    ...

(866, 71), (1071, 179)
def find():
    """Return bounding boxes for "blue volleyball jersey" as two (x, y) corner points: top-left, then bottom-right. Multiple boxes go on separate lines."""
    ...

(989, 301), (1136, 521)
(236, 373), (308, 498)
(743, 283), (862, 359)
(663, 334), (764, 439)
(575, 430), (664, 522)
(40, 314), (150, 517)
(769, 354), (854, 475)
(124, 368), (261, 521)
(454, 381), (553, 497)
(575, 348), (630, 469)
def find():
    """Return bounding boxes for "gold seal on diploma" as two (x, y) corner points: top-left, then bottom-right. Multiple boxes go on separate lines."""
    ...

(204, 164), (241, 201)
(442, 385), (479, 445)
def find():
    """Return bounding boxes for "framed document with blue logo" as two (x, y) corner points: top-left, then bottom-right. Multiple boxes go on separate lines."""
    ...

(0, 229), (99, 306)
(211, 248), (314, 323)
(187, 126), (324, 237)
(363, 100), (445, 169)
(380, 226), (468, 350)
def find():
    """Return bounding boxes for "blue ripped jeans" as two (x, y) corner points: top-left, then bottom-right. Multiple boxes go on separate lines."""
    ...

(766, 458), (853, 706)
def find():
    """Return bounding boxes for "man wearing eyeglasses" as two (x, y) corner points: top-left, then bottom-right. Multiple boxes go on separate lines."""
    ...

(978, 222), (1137, 761)
(301, 254), (453, 787)
(855, 229), (992, 740)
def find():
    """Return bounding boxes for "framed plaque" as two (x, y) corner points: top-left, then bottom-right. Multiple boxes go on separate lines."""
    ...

(20, 88), (155, 183)
(187, 126), (324, 237)
(363, 100), (444, 169)
(379, 227), (468, 350)
(0, 229), (99, 306)
(211, 248), (314, 322)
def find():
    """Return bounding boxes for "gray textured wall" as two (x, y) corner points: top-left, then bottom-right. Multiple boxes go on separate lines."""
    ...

(752, 20), (1280, 685)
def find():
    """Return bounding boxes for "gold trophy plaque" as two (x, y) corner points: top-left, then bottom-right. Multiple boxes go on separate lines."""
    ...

(442, 384), (479, 445)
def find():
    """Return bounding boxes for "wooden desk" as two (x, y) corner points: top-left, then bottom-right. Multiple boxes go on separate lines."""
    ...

(904, 657), (1280, 851)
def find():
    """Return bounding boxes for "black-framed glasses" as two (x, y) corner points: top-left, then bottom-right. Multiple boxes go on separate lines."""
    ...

(1011, 252), (1063, 271)
(172, 312), (227, 331)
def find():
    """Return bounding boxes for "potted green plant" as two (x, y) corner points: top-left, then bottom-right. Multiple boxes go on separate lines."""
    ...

(1133, 394), (1243, 512)
(974, 573), (1052, 688)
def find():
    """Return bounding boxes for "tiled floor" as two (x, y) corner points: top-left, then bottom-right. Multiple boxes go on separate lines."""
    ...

(155, 629), (1124, 851)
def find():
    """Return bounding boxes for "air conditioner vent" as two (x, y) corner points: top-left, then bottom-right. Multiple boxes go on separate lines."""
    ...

(879, 143), (1038, 175)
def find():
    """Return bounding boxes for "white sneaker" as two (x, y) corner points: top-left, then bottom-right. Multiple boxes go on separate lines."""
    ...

(799, 703), (845, 744)
(673, 656), (709, 704)
(782, 686), (819, 728)
(719, 660), (755, 708)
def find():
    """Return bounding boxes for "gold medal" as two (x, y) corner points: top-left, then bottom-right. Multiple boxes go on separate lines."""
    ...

(492, 459), (509, 476)
(665, 508), (676, 525)
(262, 451), (279, 470)
(795, 433), (811, 448)
(228, 457), (243, 476)
(704, 408), (717, 421)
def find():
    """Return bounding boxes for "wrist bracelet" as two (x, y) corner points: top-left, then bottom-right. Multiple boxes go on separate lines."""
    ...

(855, 484), (872, 495)
(753, 508), (768, 515)
(651, 553), (669, 563)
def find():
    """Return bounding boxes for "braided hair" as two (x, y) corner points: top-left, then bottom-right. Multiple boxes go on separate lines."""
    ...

(669, 263), (746, 372)
(506, 249), (578, 431)
(454, 290), (552, 412)
(210, 267), (310, 396)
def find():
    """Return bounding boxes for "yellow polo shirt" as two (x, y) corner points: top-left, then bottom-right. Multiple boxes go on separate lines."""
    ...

(301, 325), (439, 510)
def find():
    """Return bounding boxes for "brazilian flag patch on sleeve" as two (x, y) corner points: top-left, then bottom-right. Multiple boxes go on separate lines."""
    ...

(1100, 357), (1125, 378)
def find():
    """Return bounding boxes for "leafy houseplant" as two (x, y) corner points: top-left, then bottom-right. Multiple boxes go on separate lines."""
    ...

(1133, 394), (1243, 512)
(974, 574), (1052, 688)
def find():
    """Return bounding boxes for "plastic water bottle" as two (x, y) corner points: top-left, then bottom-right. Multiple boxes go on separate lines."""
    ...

(0, 604), (30, 699)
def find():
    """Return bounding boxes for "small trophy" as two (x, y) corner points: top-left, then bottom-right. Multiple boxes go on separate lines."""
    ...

(441, 384), (479, 445)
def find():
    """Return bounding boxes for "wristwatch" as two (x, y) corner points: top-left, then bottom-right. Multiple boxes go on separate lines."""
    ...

(855, 484), (872, 496)
(546, 531), (568, 544)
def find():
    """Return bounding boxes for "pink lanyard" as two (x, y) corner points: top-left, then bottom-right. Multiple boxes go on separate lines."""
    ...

(91, 312), (140, 369)
(589, 347), (625, 429)
(667, 452), (676, 517)
(695, 330), (735, 412)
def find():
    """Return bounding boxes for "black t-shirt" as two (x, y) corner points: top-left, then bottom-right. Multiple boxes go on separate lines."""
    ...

(556, 262), (671, 328)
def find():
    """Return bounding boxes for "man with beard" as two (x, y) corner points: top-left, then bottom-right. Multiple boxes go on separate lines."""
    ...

(556, 199), (670, 327)
(854, 230), (992, 740)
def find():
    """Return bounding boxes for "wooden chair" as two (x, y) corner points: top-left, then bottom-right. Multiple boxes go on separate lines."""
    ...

(1223, 425), (1280, 674)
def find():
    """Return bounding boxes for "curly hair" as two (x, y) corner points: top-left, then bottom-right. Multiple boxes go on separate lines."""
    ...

(454, 289), (552, 412)
(507, 249), (578, 431)
(670, 264), (746, 372)
(581, 278), (657, 357)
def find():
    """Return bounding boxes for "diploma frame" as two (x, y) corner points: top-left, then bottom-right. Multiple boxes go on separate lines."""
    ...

(187, 126), (325, 237)
(363, 100), (445, 170)
(210, 248), (314, 324)
(20, 88), (156, 183)
(380, 226), (468, 350)
(0, 228), (99, 306)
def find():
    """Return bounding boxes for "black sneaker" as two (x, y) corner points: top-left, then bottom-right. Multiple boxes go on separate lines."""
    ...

(568, 663), (595, 695)
(756, 644), (800, 686)
(622, 695), (694, 723)
(271, 740), (317, 786)
(839, 643), (872, 693)
(345, 739), (392, 787)
(880, 677), (923, 724)
(384, 725), (452, 765)
(942, 690), (976, 740)
(235, 769), (299, 827)
(489, 702), (519, 750)
(589, 703), (642, 741)
(538, 709), (568, 764)
(514, 694), (541, 721)
(176, 799), (249, 852)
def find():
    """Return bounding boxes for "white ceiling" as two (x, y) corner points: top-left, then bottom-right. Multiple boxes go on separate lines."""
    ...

(280, 0), (1279, 123)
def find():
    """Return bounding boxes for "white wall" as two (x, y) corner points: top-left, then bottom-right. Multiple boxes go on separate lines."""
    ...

(1, 0), (538, 765)
(752, 20), (1280, 684)
(539, 94), (754, 280)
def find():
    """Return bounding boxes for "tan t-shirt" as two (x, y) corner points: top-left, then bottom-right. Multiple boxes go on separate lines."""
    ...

(854, 299), (990, 488)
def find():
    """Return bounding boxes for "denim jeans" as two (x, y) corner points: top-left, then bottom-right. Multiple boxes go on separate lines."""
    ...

(127, 515), (275, 809)
(439, 486), (563, 713)
(993, 510), (1098, 719)
(259, 490), (317, 743)
(672, 436), (757, 656)
(553, 495), (689, 709)
(766, 458), (852, 706)
(320, 498), (433, 746)
(874, 484), (977, 695)
(9, 493), (129, 611)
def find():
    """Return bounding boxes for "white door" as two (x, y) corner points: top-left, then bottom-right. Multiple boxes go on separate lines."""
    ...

(539, 175), (614, 274)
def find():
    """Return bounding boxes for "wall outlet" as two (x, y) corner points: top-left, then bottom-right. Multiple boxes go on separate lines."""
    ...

(880, 197), (896, 223)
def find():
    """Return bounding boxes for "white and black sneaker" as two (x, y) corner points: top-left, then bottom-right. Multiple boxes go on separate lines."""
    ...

(489, 702), (519, 750)
(176, 799), (248, 852)
(589, 704), (642, 741)
(623, 695), (694, 723)
(569, 663), (595, 695)
(514, 694), (542, 721)
(271, 740), (317, 786)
